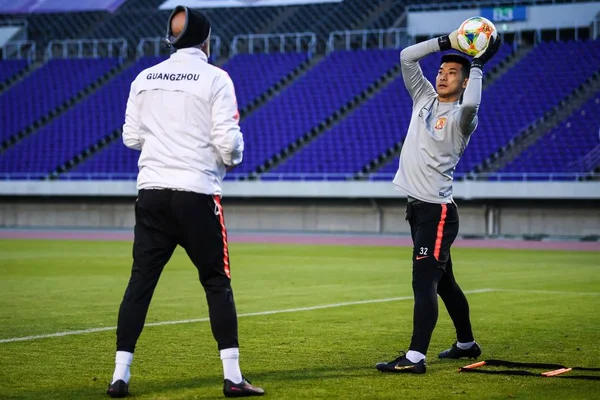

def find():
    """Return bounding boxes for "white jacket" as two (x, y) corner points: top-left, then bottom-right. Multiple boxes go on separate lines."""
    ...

(122, 47), (243, 195)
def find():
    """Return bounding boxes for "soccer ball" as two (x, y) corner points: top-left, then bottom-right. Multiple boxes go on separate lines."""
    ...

(456, 17), (498, 57)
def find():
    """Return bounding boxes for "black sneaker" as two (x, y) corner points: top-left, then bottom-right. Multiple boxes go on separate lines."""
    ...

(375, 352), (426, 374)
(106, 380), (129, 398)
(223, 377), (265, 397)
(438, 342), (482, 359)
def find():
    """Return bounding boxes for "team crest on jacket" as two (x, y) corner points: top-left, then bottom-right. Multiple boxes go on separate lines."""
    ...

(435, 117), (447, 130)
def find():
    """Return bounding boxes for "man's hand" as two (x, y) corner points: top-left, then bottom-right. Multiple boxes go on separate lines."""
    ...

(438, 30), (460, 51)
(472, 35), (502, 70)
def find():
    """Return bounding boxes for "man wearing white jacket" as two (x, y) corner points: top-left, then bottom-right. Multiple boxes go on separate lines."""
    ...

(107, 5), (264, 398)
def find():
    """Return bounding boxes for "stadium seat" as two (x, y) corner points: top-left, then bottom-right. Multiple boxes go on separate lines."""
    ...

(268, 44), (513, 177)
(456, 39), (600, 174)
(500, 92), (600, 176)
(0, 57), (162, 175)
(65, 53), (310, 177)
(235, 48), (401, 175)
(221, 52), (309, 110)
(0, 60), (28, 84)
(0, 58), (120, 143)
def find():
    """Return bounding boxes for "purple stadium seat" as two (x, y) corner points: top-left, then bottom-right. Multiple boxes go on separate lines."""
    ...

(0, 60), (28, 84)
(374, 40), (600, 179)
(236, 48), (402, 175)
(269, 44), (513, 177)
(221, 52), (309, 110)
(0, 57), (163, 175)
(69, 49), (400, 179)
(375, 156), (400, 176)
(0, 58), (119, 143)
(4, 40), (597, 182)
(457, 39), (600, 174)
(500, 92), (600, 176)
(66, 53), (309, 178)
(270, 78), (411, 176)
(67, 134), (140, 179)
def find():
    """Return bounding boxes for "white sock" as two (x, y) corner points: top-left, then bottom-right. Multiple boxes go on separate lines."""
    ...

(457, 340), (476, 350)
(406, 350), (426, 363)
(112, 351), (133, 384)
(220, 348), (243, 384)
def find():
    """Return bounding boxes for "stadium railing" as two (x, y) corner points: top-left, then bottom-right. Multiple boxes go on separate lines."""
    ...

(135, 35), (222, 61)
(406, 0), (595, 12)
(326, 28), (410, 53)
(44, 38), (128, 63)
(2, 40), (36, 62)
(414, 25), (590, 46)
(532, 25), (591, 43)
(1, 172), (597, 182)
(567, 144), (600, 172)
(230, 32), (317, 57)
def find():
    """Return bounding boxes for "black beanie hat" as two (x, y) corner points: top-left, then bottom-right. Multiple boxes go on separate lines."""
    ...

(165, 5), (211, 49)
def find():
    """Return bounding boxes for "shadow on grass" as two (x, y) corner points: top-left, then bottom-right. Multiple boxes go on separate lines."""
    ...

(9, 364), (385, 400)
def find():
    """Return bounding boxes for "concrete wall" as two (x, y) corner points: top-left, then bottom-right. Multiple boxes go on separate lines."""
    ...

(0, 201), (135, 229)
(1, 197), (598, 237)
(497, 203), (600, 237)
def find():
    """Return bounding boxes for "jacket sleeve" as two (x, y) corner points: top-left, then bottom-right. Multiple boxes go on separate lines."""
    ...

(211, 72), (244, 167)
(400, 39), (439, 104)
(122, 79), (142, 151)
(457, 67), (482, 136)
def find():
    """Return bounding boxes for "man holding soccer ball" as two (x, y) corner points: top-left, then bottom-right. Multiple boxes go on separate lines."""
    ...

(376, 18), (501, 374)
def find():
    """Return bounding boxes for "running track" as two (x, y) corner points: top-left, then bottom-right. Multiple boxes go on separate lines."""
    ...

(1, 229), (599, 251)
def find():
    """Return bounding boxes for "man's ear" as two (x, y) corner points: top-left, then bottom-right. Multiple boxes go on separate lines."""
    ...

(462, 78), (468, 89)
(201, 40), (210, 58)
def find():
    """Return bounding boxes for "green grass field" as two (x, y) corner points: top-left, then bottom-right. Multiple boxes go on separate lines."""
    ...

(1, 239), (599, 399)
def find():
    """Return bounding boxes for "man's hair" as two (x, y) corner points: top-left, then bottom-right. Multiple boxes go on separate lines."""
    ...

(440, 54), (471, 79)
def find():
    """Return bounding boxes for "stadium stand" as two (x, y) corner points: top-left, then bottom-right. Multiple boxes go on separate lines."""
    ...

(0, 58), (120, 144)
(77, 1), (393, 58)
(370, 39), (600, 178)
(3, 35), (597, 180)
(500, 91), (600, 176)
(374, 155), (401, 177)
(222, 52), (310, 110)
(237, 48), (401, 175)
(66, 135), (138, 179)
(2, 0), (407, 57)
(52, 49), (400, 178)
(0, 57), (160, 175)
(271, 0), (389, 38)
(3, 12), (109, 48)
(63, 52), (313, 177)
(0, 0), (598, 183)
(457, 39), (600, 174)
(79, 0), (600, 52)
(0, 59), (27, 84)
(269, 77), (411, 179)
(268, 44), (513, 178)
(365, 0), (406, 30)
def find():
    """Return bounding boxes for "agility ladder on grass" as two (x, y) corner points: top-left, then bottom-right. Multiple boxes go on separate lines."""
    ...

(460, 359), (600, 380)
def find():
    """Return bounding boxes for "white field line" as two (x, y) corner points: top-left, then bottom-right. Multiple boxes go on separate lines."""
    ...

(3, 288), (597, 345)
(0, 252), (129, 260)
(0, 289), (494, 344)
(493, 289), (600, 296)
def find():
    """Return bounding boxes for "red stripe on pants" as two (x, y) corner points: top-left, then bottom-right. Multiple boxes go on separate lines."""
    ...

(434, 204), (448, 261)
(213, 195), (230, 279)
